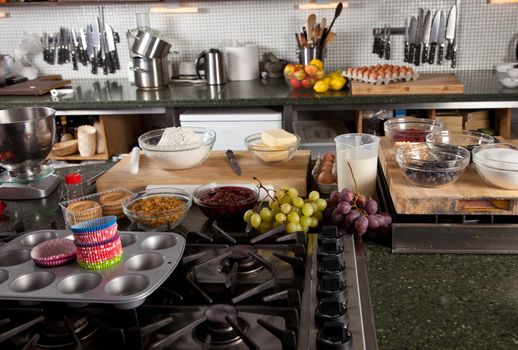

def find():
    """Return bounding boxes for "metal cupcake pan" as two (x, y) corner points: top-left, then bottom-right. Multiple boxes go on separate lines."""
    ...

(0, 229), (185, 309)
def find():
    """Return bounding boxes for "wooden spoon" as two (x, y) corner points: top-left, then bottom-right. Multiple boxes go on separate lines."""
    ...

(307, 14), (316, 43)
(320, 2), (343, 47)
(324, 32), (336, 46)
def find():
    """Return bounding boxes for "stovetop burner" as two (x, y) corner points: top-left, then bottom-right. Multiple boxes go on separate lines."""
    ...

(219, 245), (263, 276)
(194, 304), (249, 346)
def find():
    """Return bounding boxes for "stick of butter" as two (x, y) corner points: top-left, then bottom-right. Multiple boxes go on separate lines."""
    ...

(261, 129), (297, 147)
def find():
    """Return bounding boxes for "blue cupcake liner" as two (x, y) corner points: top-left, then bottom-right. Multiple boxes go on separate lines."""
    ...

(71, 216), (117, 234)
(74, 233), (120, 248)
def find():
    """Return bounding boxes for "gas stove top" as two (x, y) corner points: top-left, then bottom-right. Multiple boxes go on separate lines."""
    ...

(0, 216), (377, 350)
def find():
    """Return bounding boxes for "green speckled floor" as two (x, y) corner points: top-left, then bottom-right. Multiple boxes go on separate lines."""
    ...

(366, 243), (518, 350)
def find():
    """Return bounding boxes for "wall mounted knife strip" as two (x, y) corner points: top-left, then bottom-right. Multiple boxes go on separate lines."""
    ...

(40, 6), (120, 75)
(373, 1), (458, 68)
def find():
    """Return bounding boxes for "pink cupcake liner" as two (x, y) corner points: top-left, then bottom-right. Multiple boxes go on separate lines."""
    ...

(78, 252), (123, 270)
(31, 238), (77, 267)
(73, 223), (118, 244)
(76, 238), (122, 263)
(74, 233), (120, 248)
(34, 256), (76, 268)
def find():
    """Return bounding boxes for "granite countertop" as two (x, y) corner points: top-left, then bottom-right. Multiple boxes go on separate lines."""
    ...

(0, 70), (516, 110)
(2, 163), (517, 349)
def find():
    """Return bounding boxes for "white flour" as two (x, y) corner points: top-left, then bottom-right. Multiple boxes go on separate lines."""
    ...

(158, 127), (202, 148)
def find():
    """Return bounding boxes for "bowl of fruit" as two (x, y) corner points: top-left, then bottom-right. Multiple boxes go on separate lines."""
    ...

(396, 143), (470, 188)
(283, 60), (325, 90)
(193, 182), (259, 220)
(384, 117), (443, 145)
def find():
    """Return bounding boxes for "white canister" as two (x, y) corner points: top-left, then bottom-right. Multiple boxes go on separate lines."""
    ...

(224, 44), (259, 81)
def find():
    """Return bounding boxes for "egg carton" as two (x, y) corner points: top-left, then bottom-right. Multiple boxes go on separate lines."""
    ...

(312, 153), (338, 194)
(344, 65), (419, 85)
(0, 229), (185, 309)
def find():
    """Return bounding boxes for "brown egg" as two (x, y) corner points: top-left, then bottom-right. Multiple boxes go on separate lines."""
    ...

(322, 160), (334, 168)
(318, 170), (334, 184)
(320, 164), (333, 173)
(323, 152), (335, 161)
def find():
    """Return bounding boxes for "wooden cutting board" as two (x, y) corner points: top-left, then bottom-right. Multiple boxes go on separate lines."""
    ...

(96, 150), (312, 196)
(351, 73), (464, 95)
(379, 137), (518, 215)
(0, 75), (71, 96)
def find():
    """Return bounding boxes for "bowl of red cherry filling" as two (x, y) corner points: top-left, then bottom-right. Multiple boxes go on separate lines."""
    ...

(384, 117), (443, 144)
(193, 182), (259, 220)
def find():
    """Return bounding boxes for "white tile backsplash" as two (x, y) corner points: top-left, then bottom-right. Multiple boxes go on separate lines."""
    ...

(0, 0), (517, 79)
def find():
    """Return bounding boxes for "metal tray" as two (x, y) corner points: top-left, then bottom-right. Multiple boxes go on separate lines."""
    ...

(0, 230), (185, 309)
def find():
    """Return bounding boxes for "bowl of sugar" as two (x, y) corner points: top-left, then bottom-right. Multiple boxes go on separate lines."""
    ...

(138, 127), (216, 170)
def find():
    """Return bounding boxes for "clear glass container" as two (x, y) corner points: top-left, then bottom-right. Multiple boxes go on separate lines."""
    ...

(126, 12), (160, 59)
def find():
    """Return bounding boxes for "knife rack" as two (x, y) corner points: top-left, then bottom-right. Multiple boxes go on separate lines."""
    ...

(372, 27), (405, 36)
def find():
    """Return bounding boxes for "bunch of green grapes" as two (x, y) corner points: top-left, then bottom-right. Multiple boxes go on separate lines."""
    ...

(243, 185), (327, 234)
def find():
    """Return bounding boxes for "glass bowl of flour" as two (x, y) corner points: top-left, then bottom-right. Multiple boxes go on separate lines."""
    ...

(138, 127), (216, 170)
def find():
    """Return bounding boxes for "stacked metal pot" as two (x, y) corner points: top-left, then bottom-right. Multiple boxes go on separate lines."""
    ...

(130, 31), (172, 89)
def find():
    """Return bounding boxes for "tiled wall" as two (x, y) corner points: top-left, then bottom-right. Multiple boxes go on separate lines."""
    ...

(0, 0), (517, 79)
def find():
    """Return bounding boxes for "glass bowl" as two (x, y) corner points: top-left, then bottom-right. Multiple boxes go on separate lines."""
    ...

(245, 133), (300, 164)
(384, 117), (443, 143)
(122, 188), (192, 230)
(426, 130), (495, 151)
(193, 182), (259, 220)
(138, 127), (216, 170)
(472, 144), (518, 190)
(396, 143), (470, 188)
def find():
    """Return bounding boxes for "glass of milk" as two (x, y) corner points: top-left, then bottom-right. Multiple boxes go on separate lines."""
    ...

(334, 133), (380, 196)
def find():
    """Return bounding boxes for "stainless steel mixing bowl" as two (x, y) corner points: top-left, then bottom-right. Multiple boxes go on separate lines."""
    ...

(0, 107), (56, 179)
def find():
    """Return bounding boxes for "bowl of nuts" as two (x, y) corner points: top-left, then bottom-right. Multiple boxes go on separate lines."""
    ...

(193, 182), (259, 220)
(122, 188), (192, 230)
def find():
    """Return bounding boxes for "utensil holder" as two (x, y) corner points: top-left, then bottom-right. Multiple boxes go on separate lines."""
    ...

(297, 47), (327, 65)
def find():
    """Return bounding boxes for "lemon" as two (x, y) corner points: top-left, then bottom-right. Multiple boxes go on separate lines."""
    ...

(309, 59), (324, 71)
(330, 76), (346, 91)
(313, 80), (329, 93)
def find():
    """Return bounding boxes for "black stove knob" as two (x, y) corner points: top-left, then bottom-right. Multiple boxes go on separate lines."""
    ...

(317, 240), (343, 262)
(316, 321), (353, 350)
(317, 255), (346, 279)
(318, 226), (342, 246)
(315, 297), (349, 328)
(316, 274), (347, 302)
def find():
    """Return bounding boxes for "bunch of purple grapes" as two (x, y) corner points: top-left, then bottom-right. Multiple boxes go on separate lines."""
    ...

(324, 188), (392, 237)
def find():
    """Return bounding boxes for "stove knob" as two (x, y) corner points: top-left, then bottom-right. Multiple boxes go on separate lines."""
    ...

(317, 239), (343, 262)
(317, 226), (342, 246)
(316, 274), (347, 302)
(316, 321), (353, 350)
(315, 297), (349, 328)
(317, 255), (346, 279)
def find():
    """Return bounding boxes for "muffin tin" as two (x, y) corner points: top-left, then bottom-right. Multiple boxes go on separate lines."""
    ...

(60, 188), (134, 226)
(0, 229), (185, 309)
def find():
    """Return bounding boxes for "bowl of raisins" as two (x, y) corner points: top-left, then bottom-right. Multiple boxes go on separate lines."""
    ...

(396, 143), (470, 188)
(193, 182), (259, 220)
(384, 117), (443, 144)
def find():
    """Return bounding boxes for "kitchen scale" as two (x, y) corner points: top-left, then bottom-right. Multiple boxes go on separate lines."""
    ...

(0, 165), (60, 200)
(0, 107), (61, 200)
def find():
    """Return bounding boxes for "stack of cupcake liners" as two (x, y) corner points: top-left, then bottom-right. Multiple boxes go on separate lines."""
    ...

(71, 216), (123, 270)
(30, 238), (77, 267)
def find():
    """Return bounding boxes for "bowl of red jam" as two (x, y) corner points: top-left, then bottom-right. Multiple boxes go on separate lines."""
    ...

(193, 182), (259, 220)
(384, 117), (443, 144)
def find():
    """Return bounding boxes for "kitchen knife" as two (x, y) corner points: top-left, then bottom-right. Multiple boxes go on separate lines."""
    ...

(408, 17), (417, 65)
(384, 25), (391, 60)
(226, 150), (241, 176)
(95, 16), (108, 75)
(414, 8), (424, 66)
(80, 28), (89, 64)
(416, 10), (429, 65)
(437, 11), (446, 65)
(445, 2), (457, 60)
(451, 0), (459, 68)
(106, 25), (119, 71)
(421, 10), (432, 63)
(42, 33), (50, 63)
(87, 25), (98, 74)
(379, 26), (386, 59)
(428, 10), (442, 64)
(404, 18), (409, 62)
(71, 29), (78, 70)
(372, 28), (380, 55)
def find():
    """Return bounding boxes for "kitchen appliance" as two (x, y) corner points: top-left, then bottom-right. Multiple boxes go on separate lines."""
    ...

(196, 49), (227, 85)
(131, 57), (170, 90)
(224, 44), (259, 81)
(0, 107), (60, 200)
(179, 108), (282, 150)
(0, 215), (377, 350)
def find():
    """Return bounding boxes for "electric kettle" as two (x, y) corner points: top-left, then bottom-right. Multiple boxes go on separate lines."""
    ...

(196, 49), (227, 85)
